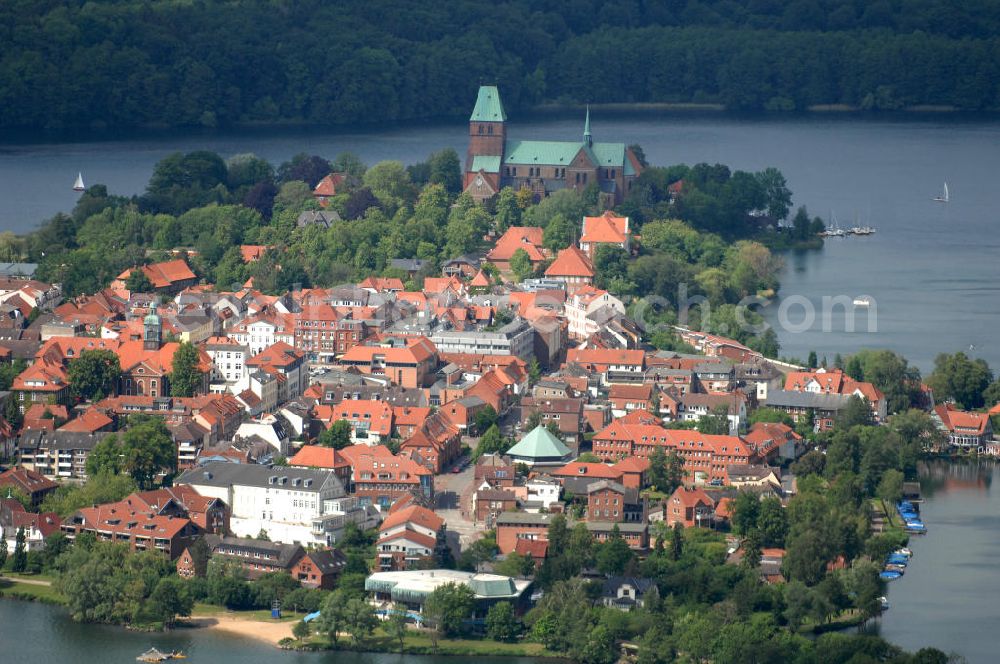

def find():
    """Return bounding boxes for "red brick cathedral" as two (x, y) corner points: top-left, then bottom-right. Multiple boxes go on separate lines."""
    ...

(463, 85), (643, 205)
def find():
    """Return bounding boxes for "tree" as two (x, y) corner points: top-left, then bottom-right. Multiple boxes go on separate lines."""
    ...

(807, 351), (818, 369)
(756, 167), (792, 220)
(292, 619), (311, 641)
(877, 469), (904, 505)
(11, 526), (26, 571)
(385, 609), (408, 652)
(697, 405), (731, 435)
(0, 536), (7, 570)
(125, 270), (154, 293)
(42, 470), (136, 517)
(343, 596), (377, 646)
(757, 496), (788, 548)
(363, 160), (412, 212)
(474, 405), (499, 433)
(509, 248), (533, 282)
(494, 188), (521, 233)
(169, 341), (203, 397)
(428, 148), (462, 194)
(837, 395), (872, 429)
(68, 349), (121, 401)
(146, 577), (193, 626)
(494, 551), (535, 578)
(783, 529), (829, 586)
(119, 417), (177, 489)
(318, 420), (352, 449)
(731, 492), (761, 537)
(596, 524), (634, 575)
(791, 449), (825, 477)
(742, 530), (762, 570)
(278, 153), (331, 187)
(485, 601), (520, 642)
(423, 582), (475, 638)
(671, 523), (684, 561)
(543, 214), (574, 250)
(474, 425), (506, 460)
(317, 590), (348, 647)
(927, 352), (993, 409)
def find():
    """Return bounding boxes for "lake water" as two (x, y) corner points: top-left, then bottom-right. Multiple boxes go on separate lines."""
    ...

(865, 460), (1000, 663)
(0, 600), (542, 664)
(1, 113), (999, 372)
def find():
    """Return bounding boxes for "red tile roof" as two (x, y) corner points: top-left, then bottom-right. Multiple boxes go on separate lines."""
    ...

(544, 246), (594, 278)
(379, 504), (444, 534)
(487, 226), (546, 262)
(288, 445), (351, 469)
(580, 211), (628, 245)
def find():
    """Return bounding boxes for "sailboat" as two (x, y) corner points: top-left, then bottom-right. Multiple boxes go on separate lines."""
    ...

(72, 172), (85, 192)
(933, 182), (949, 203)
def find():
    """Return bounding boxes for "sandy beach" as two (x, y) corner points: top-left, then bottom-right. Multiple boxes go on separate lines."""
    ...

(186, 614), (294, 645)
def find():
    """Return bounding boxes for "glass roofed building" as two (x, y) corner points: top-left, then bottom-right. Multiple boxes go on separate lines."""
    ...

(365, 569), (532, 618)
(463, 85), (644, 206)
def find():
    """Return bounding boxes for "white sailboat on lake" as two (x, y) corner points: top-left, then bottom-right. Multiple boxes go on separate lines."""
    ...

(933, 182), (949, 203)
(73, 172), (85, 192)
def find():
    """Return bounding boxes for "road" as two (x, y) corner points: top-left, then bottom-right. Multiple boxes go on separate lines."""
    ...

(434, 448), (482, 548)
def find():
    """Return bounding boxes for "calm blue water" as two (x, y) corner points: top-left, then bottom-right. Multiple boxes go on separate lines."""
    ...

(0, 600), (543, 664)
(1, 113), (999, 371)
(866, 460), (999, 663)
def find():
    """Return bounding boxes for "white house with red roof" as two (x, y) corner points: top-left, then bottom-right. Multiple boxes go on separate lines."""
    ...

(784, 368), (887, 423)
(933, 403), (994, 449)
(544, 246), (594, 293)
(564, 285), (625, 340)
(376, 504), (446, 571)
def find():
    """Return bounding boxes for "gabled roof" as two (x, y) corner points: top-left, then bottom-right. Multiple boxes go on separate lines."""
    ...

(313, 173), (349, 197)
(118, 259), (196, 289)
(59, 409), (114, 433)
(470, 85), (507, 122)
(379, 504), (444, 534)
(552, 461), (619, 480)
(469, 269), (491, 288)
(934, 403), (990, 435)
(545, 246), (594, 278)
(487, 227), (546, 262)
(288, 445), (350, 469)
(669, 485), (713, 508)
(581, 211), (629, 244)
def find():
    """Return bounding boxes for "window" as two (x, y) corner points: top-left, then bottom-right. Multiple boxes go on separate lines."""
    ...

(488, 125), (493, 135)
(478, 125), (484, 134)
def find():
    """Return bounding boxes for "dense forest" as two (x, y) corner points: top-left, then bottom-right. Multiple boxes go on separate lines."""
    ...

(2, 0), (999, 131)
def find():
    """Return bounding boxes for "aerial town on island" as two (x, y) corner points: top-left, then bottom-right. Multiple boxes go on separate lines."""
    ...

(0, 86), (995, 661)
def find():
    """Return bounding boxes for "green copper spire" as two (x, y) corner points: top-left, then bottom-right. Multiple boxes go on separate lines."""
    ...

(583, 105), (592, 146)
(470, 85), (507, 122)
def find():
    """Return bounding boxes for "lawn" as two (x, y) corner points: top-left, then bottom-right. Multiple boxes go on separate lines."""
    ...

(305, 627), (557, 657)
(191, 603), (305, 622)
(0, 577), (67, 604)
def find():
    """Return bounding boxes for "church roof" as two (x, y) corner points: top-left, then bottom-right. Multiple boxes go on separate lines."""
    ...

(504, 140), (633, 172)
(471, 155), (501, 174)
(470, 85), (507, 122)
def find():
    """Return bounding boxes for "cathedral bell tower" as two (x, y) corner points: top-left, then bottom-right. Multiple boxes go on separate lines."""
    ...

(466, 85), (507, 171)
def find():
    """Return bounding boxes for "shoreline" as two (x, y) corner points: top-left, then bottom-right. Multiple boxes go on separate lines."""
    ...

(1, 102), (997, 148)
(181, 613), (294, 645)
